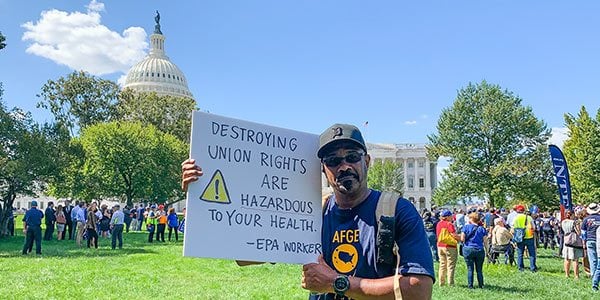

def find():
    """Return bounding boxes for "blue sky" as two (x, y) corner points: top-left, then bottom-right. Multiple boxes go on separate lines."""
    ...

(1, 0), (599, 147)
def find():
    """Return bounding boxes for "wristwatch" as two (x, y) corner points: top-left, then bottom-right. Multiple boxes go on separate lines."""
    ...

(333, 274), (350, 297)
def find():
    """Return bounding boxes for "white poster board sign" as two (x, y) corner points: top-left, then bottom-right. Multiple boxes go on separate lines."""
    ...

(183, 111), (323, 264)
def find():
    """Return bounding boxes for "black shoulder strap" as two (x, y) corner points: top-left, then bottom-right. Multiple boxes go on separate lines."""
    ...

(375, 191), (400, 277)
(570, 219), (577, 233)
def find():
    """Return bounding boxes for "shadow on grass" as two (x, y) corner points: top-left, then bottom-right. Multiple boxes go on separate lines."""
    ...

(0, 232), (178, 258)
(481, 284), (531, 293)
(537, 253), (561, 259)
(454, 283), (531, 294)
(0, 246), (160, 258)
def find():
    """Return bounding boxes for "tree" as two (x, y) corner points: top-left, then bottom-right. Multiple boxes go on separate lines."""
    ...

(37, 71), (120, 136)
(37, 71), (121, 201)
(117, 89), (197, 142)
(368, 160), (404, 194)
(44, 132), (101, 202)
(509, 144), (558, 211)
(428, 81), (551, 208)
(79, 121), (187, 207)
(0, 31), (6, 50)
(0, 94), (56, 236)
(563, 106), (600, 204)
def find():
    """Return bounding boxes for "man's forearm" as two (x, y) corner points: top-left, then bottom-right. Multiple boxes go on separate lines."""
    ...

(346, 275), (394, 300)
(345, 274), (432, 300)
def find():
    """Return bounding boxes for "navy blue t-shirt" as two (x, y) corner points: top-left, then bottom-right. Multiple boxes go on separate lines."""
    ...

(310, 190), (435, 300)
(582, 214), (600, 241)
(24, 208), (44, 227)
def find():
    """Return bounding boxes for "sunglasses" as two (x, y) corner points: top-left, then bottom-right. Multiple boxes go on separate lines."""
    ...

(322, 151), (365, 167)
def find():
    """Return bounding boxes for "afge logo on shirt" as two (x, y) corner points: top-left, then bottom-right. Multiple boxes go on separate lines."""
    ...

(331, 229), (360, 273)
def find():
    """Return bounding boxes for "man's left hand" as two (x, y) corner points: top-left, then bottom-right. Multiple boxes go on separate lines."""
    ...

(302, 255), (337, 293)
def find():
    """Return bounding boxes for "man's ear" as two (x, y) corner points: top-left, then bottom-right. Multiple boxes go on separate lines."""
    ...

(365, 154), (371, 168)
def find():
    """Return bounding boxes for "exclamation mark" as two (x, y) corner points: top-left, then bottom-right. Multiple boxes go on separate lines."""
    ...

(215, 179), (220, 200)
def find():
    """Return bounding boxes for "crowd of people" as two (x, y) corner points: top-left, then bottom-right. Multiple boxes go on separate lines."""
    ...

(422, 202), (600, 291)
(20, 199), (186, 255)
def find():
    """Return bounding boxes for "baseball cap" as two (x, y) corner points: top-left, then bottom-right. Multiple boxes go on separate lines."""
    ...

(317, 123), (367, 158)
(31, 200), (38, 207)
(441, 209), (452, 217)
(515, 204), (526, 212)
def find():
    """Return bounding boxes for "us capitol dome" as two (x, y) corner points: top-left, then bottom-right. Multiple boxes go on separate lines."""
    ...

(123, 11), (194, 99)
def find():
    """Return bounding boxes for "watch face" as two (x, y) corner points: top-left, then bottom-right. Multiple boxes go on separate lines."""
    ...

(334, 276), (349, 292)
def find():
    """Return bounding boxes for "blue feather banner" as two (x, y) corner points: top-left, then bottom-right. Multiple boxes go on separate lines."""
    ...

(548, 145), (573, 211)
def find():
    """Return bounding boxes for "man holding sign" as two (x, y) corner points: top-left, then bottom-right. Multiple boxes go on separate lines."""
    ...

(182, 123), (434, 300)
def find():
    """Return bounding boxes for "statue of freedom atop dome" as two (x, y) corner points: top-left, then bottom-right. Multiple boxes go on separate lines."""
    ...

(154, 10), (162, 34)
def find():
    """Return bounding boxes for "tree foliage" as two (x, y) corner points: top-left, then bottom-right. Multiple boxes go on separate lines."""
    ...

(428, 81), (552, 208)
(368, 160), (404, 194)
(79, 121), (187, 207)
(0, 91), (57, 236)
(563, 106), (600, 204)
(0, 31), (6, 50)
(509, 144), (558, 211)
(44, 134), (101, 201)
(36, 74), (196, 206)
(37, 71), (120, 136)
(35, 71), (120, 201)
(117, 89), (197, 142)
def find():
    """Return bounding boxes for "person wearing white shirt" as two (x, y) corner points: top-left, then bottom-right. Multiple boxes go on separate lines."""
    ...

(75, 202), (87, 246)
(507, 208), (518, 228)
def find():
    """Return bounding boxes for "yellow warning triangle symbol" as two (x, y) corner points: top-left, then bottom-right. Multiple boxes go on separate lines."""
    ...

(200, 169), (231, 204)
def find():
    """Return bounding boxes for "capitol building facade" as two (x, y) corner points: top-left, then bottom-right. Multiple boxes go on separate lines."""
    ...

(322, 143), (437, 211)
(368, 143), (437, 211)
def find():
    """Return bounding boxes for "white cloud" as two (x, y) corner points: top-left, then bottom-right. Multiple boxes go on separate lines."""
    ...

(86, 0), (104, 12)
(548, 127), (569, 149)
(420, 114), (428, 119)
(21, 1), (147, 76)
(404, 120), (417, 125)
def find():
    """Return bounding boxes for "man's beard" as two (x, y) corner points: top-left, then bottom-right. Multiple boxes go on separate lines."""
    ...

(335, 170), (360, 194)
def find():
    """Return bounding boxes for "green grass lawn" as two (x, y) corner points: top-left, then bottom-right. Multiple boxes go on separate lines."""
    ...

(0, 221), (596, 299)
